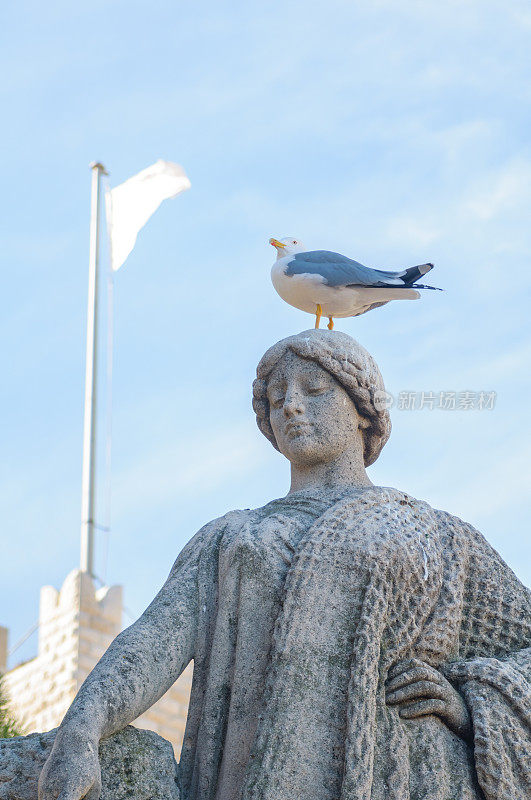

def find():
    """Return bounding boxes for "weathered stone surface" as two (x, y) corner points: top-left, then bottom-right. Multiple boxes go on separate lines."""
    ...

(0, 726), (179, 800)
(34, 331), (530, 800)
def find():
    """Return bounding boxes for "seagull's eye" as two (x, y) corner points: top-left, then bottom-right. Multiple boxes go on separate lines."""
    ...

(292, 240), (297, 244)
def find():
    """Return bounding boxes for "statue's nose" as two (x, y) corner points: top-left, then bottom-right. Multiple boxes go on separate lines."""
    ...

(283, 391), (304, 418)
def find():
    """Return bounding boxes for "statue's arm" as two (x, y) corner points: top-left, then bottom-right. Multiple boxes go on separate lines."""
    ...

(38, 530), (203, 800)
(66, 554), (198, 740)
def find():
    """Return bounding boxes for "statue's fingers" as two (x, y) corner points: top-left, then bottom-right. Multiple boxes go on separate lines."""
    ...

(84, 779), (102, 800)
(398, 699), (447, 719)
(386, 665), (442, 692)
(387, 658), (426, 680)
(55, 777), (98, 800)
(38, 779), (63, 800)
(386, 680), (446, 705)
(55, 789), (94, 800)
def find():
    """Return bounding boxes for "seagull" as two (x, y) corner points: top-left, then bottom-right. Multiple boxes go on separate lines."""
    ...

(270, 236), (441, 329)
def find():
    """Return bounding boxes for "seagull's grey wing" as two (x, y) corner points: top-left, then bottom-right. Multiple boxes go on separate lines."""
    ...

(285, 251), (404, 287)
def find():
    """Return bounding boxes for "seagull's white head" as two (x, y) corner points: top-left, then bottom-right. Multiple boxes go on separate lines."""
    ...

(269, 236), (306, 258)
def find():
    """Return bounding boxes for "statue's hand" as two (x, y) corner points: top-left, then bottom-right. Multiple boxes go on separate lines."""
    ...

(38, 727), (101, 800)
(385, 657), (472, 742)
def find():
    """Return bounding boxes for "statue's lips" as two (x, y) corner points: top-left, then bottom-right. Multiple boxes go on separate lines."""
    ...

(285, 420), (312, 438)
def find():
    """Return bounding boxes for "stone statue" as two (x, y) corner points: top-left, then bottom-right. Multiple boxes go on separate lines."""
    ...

(38, 330), (530, 800)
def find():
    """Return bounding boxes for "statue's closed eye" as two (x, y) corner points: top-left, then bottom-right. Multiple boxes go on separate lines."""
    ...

(269, 395), (285, 409)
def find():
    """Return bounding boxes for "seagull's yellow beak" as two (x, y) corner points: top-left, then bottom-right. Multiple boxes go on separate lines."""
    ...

(269, 237), (286, 249)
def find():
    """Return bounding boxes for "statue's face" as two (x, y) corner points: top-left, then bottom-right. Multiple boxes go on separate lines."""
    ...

(267, 351), (366, 467)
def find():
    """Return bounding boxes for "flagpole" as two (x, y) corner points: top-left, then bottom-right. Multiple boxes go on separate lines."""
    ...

(80, 161), (107, 576)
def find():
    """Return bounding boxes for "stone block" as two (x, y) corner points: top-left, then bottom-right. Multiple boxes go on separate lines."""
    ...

(0, 726), (180, 800)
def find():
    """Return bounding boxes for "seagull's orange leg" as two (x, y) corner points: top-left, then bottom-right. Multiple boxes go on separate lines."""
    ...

(315, 304), (322, 329)
(327, 317), (334, 330)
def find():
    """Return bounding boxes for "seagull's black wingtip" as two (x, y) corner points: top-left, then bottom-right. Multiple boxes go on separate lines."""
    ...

(403, 262), (435, 285)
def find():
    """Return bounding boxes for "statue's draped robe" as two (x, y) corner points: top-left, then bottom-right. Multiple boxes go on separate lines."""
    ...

(152, 488), (530, 800)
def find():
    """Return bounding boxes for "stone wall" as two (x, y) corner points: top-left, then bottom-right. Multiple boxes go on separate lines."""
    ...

(3, 570), (191, 758)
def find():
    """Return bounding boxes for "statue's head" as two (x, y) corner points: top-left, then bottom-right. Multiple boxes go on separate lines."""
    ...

(253, 330), (391, 468)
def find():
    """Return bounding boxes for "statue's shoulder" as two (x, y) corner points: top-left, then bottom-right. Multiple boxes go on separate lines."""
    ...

(430, 504), (506, 559)
(189, 507), (255, 546)
(351, 490), (514, 559)
(327, 488), (483, 546)
(427, 507), (530, 604)
(328, 490), (528, 593)
(170, 508), (255, 576)
(328, 485), (435, 520)
(324, 488), (497, 551)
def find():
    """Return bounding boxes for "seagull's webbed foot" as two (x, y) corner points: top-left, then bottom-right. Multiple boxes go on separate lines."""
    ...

(315, 304), (322, 329)
(327, 317), (334, 330)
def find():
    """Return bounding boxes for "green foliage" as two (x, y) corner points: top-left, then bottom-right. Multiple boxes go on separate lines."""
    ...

(0, 675), (21, 738)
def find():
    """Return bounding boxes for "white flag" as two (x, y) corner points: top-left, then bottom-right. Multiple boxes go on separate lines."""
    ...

(106, 160), (191, 271)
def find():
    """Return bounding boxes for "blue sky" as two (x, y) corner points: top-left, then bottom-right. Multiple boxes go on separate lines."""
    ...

(2, 0), (530, 668)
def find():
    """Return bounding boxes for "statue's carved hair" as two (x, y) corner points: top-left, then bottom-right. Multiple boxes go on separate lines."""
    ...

(252, 330), (391, 467)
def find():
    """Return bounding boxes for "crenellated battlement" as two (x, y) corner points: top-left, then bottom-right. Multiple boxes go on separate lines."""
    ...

(2, 570), (191, 756)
